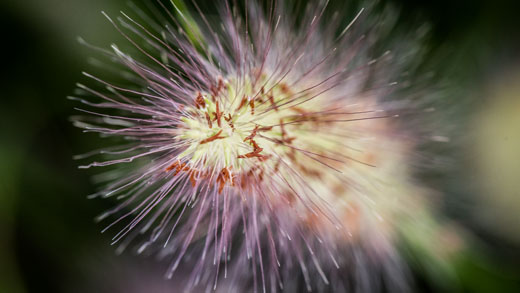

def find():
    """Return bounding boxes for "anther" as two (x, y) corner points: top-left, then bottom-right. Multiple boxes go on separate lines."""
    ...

(236, 95), (248, 111)
(249, 99), (255, 115)
(244, 125), (259, 143)
(200, 129), (226, 144)
(195, 92), (205, 109)
(205, 112), (213, 128)
(214, 101), (223, 127)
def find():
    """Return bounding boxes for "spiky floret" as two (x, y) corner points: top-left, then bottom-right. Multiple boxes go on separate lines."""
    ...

(72, 0), (455, 292)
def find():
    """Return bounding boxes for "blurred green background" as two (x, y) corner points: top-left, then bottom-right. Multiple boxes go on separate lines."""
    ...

(0, 0), (519, 292)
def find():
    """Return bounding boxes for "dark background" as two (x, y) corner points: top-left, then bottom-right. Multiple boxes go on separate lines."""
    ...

(1, 0), (519, 292)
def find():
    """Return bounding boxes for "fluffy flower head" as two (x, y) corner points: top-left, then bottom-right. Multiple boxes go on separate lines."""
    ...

(72, 1), (454, 291)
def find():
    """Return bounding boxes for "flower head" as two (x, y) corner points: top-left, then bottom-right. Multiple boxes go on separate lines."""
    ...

(72, 0), (456, 291)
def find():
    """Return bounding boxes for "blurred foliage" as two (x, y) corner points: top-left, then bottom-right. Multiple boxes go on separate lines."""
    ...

(0, 0), (519, 292)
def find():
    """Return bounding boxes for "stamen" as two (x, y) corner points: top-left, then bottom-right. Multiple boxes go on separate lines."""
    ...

(205, 111), (213, 128)
(195, 92), (205, 109)
(200, 130), (226, 144)
(214, 101), (223, 127)
(249, 99), (255, 115)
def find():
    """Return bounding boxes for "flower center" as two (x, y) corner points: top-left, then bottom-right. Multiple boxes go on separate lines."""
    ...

(169, 73), (312, 192)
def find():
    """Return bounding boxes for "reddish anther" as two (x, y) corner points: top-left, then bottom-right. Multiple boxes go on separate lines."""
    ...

(165, 160), (188, 176)
(225, 114), (235, 131)
(210, 78), (224, 99)
(273, 159), (281, 173)
(280, 119), (287, 138)
(237, 147), (264, 159)
(189, 170), (198, 187)
(195, 92), (205, 109)
(250, 139), (260, 150)
(214, 101), (223, 127)
(258, 126), (273, 131)
(205, 111), (213, 128)
(200, 129), (225, 144)
(257, 168), (265, 181)
(278, 118), (295, 144)
(291, 106), (307, 115)
(244, 125), (259, 143)
(249, 99), (255, 115)
(285, 137), (296, 144)
(280, 82), (290, 94)
(236, 95), (248, 111)
(257, 154), (271, 161)
(216, 167), (234, 193)
(268, 94), (278, 111)
(165, 161), (179, 172)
